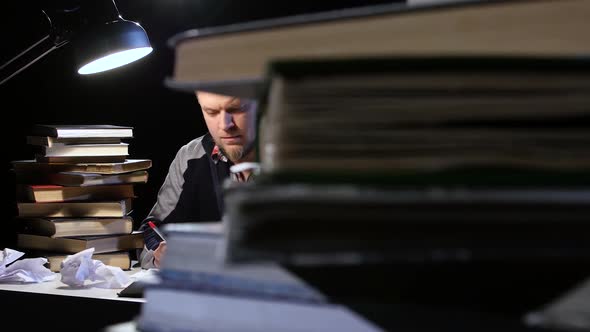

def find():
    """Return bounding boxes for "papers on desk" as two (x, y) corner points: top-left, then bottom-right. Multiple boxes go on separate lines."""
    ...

(0, 247), (132, 289)
(117, 268), (162, 298)
(60, 248), (130, 288)
(0, 248), (56, 283)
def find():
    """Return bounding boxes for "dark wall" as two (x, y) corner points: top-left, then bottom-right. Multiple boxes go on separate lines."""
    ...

(1, 0), (400, 248)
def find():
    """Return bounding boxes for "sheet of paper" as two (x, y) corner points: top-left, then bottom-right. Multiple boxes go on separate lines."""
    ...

(0, 248), (56, 283)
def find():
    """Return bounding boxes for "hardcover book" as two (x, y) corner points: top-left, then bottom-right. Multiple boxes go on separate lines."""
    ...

(16, 216), (134, 237)
(37, 143), (129, 158)
(48, 170), (148, 187)
(34, 155), (128, 163)
(27, 136), (123, 147)
(257, 56), (590, 176)
(31, 124), (133, 138)
(12, 159), (152, 178)
(16, 199), (133, 218)
(164, 0), (590, 98)
(44, 251), (132, 272)
(17, 232), (144, 254)
(17, 184), (135, 203)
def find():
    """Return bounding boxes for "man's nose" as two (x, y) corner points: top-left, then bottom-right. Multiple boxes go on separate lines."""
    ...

(220, 111), (235, 130)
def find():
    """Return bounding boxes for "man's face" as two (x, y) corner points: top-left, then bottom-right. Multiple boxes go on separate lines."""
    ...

(196, 91), (257, 163)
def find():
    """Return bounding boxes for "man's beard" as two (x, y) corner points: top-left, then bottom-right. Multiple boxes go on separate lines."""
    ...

(219, 139), (256, 163)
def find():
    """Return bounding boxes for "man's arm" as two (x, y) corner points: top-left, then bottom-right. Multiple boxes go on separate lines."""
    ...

(137, 139), (202, 268)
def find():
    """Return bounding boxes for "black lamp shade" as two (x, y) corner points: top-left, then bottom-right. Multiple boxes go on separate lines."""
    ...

(75, 19), (152, 74)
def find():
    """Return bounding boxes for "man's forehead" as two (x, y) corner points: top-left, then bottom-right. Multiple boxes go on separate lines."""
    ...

(197, 91), (242, 105)
(197, 91), (256, 110)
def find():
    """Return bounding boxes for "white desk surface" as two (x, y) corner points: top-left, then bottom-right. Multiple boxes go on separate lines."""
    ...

(0, 267), (146, 303)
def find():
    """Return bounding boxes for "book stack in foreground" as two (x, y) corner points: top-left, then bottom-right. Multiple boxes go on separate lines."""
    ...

(158, 0), (590, 267)
(158, 1), (590, 330)
(219, 59), (590, 332)
(225, 55), (590, 264)
(135, 222), (381, 332)
(10, 124), (150, 271)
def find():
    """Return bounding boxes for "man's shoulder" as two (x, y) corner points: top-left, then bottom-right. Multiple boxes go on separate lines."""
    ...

(184, 134), (208, 149)
(176, 134), (211, 161)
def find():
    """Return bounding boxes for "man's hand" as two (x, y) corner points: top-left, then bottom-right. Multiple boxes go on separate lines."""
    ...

(153, 241), (167, 268)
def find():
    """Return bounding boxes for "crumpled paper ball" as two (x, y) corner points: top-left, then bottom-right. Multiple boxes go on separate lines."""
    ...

(60, 248), (130, 288)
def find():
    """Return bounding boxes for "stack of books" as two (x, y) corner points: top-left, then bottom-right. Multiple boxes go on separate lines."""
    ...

(224, 55), (590, 265)
(11, 124), (151, 271)
(158, 1), (590, 268)
(135, 222), (380, 332)
(136, 0), (590, 330)
(168, 0), (590, 268)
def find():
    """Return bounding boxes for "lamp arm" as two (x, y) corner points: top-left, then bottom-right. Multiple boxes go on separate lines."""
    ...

(0, 9), (74, 86)
(0, 35), (69, 85)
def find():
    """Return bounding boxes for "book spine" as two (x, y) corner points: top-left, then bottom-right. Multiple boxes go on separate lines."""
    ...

(158, 269), (326, 304)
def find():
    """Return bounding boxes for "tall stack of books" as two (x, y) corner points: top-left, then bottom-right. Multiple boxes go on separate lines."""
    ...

(165, 0), (590, 268)
(11, 124), (150, 271)
(166, 1), (590, 327)
(130, 0), (590, 330)
(224, 55), (590, 264)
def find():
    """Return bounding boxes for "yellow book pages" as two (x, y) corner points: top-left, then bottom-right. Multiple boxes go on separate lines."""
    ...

(17, 233), (144, 254)
(16, 199), (133, 218)
(17, 184), (135, 203)
(16, 216), (134, 237)
(44, 251), (132, 272)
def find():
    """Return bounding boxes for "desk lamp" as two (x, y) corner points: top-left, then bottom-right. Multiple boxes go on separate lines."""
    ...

(0, 0), (152, 85)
